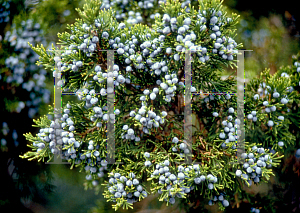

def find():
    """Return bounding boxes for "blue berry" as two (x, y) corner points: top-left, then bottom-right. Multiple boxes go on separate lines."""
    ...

(252, 146), (258, 151)
(278, 116), (284, 121)
(273, 92), (280, 98)
(183, 17), (191, 25)
(169, 197), (175, 204)
(170, 17), (177, 24)
(267, 120), (274, 127)
(169, 174), (177, 181)
(210, 33), (216, 39)
(243, 163), (249, 169)
(117, 48), (124, 55)
(270, 106), (276, 111)
(296, 149), (300, 158)
(228, 107), (234, 113)
(115, 192), (122, 198)
(255, 167), (261, 174)
(174, 54), (180, 61)
(137, 185), (143, 192)
(134, 191), (140, 197)
(143, 89), (150, 95)
(102, 32), (109, 39)
(145, 161), (152, 167)
(126, 180), (133, 186)
(178, 172), (185, 179)
(247, 114), (253, 120)
(281, 98), (288, 104)
(129, 172), (135, 178)
(219, 132), (225, 139)
(127, 128), (134, 135)
(132, 179), (139, 185)
(248, 153), (254, 159)
(172, 147), (177, 152)
(207, 183), (214, 190)
(241, 173), (248, 180)
(241, 153), (247, 159)
(120, 176), (127, 182)
(163, 27), (171, 34)
(163, 14), (171, 22)
(222, 200), (229, 207)
(109, 177), (116, 184)
(194, 177), (201, 184)
(166, 48), (172, 54)
(178, 27), (186, 34)
(247, 167), (253, 173)
(253, 177), (260, 183)
(235, 170), (242, 177)
(179, 143), (186, 150)
(150, 93), (156, 100)
(213, 112), (218, 117)
(114, 173), (121, 179)
(144, 152), (150, 158)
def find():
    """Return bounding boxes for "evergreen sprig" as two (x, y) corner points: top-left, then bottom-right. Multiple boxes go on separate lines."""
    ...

(19, 0), (300, 212)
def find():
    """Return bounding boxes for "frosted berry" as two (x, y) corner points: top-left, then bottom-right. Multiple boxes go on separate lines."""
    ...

(207, 183), (214, 190)
(235, 170), (242, 177)
(267, 120), (274, 127)
(273, 92), (280, 98)
(296, 149), (300, 158)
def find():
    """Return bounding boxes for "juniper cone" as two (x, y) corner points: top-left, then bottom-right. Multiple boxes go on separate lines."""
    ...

(19, 0), (300, 212)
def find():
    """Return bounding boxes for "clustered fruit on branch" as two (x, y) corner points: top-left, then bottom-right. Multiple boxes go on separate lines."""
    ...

(19, 0), (300, 212)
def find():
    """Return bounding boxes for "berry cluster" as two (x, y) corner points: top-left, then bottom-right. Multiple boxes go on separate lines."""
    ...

(70, 23), (99, 57)
(105, 172), (148, 205)
(144, 152), (152, 167)
(21, 0), (295, 211)
(250, 207), (260, 213)
(218, 107), (240, 150)
(0, 0), (10, 24)
(255, 82), (290, 104)
(246, 111), (258, 122)
(235, 146), (273, 186)
(84, 157), (108, 185)
(246, 70), (295, 151)
(32, 104), (110, 180)
(3, 19), (51, 117)
(99, 0), (164, 25)
(170, 138), (191, 158)
(294, 61), (300, 73)
(47, 1), (240, 157)
(208, 192), (230, 208)
(205, 10), (238, 61)
(149, 160), (221, 206)
(35, 126), (58, 154)
(1, 18), (52, 151)
(59, 104), (108, 174)
(150, 161), (194, 204)
(1, 122), (20, 147)
(126, 105), (168, 138)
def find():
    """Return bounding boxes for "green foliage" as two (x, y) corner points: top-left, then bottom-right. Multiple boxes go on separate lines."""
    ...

(17, 0), (300, 212)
